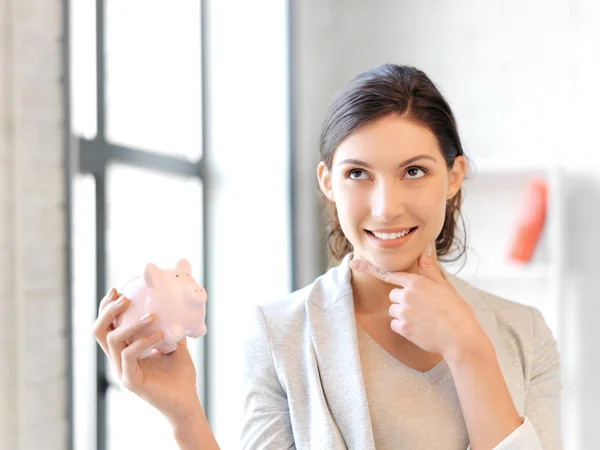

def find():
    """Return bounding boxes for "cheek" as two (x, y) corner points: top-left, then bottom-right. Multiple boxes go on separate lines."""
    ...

(412, 184), (447, 231)
(337, 194), (368, 226)
(332, 181), (369, 230)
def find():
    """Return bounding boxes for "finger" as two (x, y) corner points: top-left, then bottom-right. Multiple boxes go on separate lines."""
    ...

(390, 318), (409, 337)
(389, 287), (406, 304)
(156, 336), (190, 361)
(349, 259), (419, 287)
(121, 330), (163, 390)
(418, 242), (446, 283)
(107, 312), (157, 376)
(98, 288), (118, 314)
(176, 336), (189, 350)
(92, 295), (130, 357)
(388, 302), (406, 319)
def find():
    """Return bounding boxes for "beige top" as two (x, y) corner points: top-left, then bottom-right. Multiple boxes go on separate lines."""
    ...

(356, 324), (470, 449)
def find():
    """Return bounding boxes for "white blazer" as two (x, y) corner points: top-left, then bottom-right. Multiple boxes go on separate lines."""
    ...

(240, 253), (562, 449)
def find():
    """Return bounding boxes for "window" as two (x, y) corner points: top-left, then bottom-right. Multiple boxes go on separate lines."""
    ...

(104, 164), (204, 450)
(68, 1), (206, 449)
(68, 1), (293, 449)
(104, 1), (202, 160)
(71, 174), (97, 450)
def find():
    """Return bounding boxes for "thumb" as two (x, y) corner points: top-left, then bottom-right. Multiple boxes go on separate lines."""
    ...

(418, 242), (446, 283)
(168, 337), (191, 359)
(177, 336), (189, 350)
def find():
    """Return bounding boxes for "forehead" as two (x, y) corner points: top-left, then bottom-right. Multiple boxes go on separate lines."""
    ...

(333, 115), (441, 164)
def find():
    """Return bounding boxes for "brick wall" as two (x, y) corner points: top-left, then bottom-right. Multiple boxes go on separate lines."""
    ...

(0, 1), (66, 449)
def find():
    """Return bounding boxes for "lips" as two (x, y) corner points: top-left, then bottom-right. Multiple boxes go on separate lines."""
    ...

(366, 227), (418, 238)
(364, 226), (418, 248)
(367, 227), (415, 234)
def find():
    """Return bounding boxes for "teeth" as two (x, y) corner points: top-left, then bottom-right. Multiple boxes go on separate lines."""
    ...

(371, 229), (412, 240)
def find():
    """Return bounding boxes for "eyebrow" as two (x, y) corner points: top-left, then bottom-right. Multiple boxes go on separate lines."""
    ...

(337, 154), (437, 168)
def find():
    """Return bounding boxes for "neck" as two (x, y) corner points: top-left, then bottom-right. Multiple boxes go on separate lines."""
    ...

(350, 258), (422, 315)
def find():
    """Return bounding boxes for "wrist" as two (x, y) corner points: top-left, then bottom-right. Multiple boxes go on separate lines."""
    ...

(166, 395), (205, 428)
(443, 322), (495, 367)
(170, 400), (219, 450)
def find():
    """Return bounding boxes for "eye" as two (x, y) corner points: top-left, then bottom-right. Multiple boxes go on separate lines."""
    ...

(347, 169), (369, 180)
(405, 166), (427, 179)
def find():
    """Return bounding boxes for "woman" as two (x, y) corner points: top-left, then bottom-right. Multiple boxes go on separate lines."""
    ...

(93, 64), (561, 449)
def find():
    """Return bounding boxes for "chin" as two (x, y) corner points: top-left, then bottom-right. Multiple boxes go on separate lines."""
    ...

(379, 258), (415, 273)
(358, 249), (417, 273)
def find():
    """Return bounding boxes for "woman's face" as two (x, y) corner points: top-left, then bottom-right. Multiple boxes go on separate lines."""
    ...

(318, 115), (466, 273)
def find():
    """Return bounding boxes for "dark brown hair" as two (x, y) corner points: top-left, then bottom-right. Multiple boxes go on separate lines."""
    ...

(319, 64), (468, 263)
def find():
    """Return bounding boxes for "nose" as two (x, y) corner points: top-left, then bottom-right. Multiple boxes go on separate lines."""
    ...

(371, 180), (406, 222)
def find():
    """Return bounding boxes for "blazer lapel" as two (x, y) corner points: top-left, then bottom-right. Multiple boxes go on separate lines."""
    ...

(306, 254), (376, 450)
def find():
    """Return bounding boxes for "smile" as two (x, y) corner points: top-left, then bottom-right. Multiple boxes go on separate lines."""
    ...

(365, 227), (418, 248)
(366, 227), (417, 240)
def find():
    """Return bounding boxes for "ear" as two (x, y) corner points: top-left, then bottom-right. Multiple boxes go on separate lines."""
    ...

(317, 161), (335, 201)
(446, 156), (467, 200)
(143, 263), (162, 288)
(176, 258), (191, 275)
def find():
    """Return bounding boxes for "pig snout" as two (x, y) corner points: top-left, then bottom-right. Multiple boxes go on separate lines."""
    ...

(184, 284), (207, 308)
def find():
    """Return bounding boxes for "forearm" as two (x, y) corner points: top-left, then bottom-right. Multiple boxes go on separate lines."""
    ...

(169, 400), (220, 450)
(446, 331), (523, 450)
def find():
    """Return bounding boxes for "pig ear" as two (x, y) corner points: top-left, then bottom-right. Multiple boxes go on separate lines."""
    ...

(176, 259), (191, 275)
(143, 263), (161, 288)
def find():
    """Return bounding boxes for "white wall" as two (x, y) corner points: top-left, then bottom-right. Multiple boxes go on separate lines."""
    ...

(0, 1), (67, 449)
(204, 1), (292, 448)
(292, 1), (600, 448)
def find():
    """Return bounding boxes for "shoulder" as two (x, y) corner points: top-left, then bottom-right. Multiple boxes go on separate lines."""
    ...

(250, 275), (328, 339)
(463, 280), (561, 395)
(480, 287), (541, 327)
(246, 256), (353, 339)
(448, 272), (555, 350)
(479, 286), (550, 341)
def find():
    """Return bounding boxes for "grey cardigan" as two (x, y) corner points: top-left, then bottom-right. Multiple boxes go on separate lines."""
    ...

(240, 253), (562, 449)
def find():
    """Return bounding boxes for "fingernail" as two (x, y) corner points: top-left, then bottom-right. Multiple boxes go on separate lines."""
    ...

(426, 243), (433, 256)
(140, 312), (153, 323)
(116, 296), (128, 307)
(376, 267), (389, 278)
(349, 260), (360, 270)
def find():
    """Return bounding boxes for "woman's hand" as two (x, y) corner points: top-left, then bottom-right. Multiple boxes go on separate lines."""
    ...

(350, 242), (486, 359)
(92, 289), (202, 425)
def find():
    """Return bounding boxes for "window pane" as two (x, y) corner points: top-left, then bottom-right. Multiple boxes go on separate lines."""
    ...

(72, 174), (97, 450)
(69, 0), (97, 139)
(105, 163), (204, 450)
(105, 1), (202, 160)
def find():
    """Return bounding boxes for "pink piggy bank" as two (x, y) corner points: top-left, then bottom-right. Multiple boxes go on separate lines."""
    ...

(114, 258), (207, 357)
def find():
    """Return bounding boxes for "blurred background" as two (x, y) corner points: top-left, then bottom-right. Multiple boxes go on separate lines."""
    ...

(1, 0), (598, 449)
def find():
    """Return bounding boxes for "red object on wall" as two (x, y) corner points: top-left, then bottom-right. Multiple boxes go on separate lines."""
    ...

(507, 178), (548, 263)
